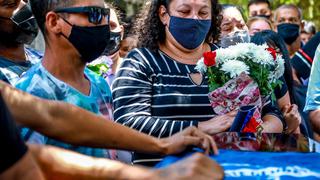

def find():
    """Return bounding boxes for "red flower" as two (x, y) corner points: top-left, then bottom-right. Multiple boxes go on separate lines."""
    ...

(203, 51), (216, 66)
(242, 117), (260, 133)
(267, 47), (277, 60)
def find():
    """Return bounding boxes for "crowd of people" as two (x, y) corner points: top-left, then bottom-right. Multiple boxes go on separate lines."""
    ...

(0, 0), (319, 179)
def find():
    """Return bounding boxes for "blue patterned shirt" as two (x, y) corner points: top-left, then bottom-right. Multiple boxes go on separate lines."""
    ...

(16, 63), (113, 158)
(0, 47), (42, 85)
(305, 44), (320, 111)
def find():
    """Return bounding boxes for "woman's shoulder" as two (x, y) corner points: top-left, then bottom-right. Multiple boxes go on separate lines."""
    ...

(126, 47), (160, 60)
(124, 47), (163, 69)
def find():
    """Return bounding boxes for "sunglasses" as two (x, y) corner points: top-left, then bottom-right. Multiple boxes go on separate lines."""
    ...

(54, 6), (110, 25)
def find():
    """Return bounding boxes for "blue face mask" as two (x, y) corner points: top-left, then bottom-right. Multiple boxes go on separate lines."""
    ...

(168, 16), (212, 50)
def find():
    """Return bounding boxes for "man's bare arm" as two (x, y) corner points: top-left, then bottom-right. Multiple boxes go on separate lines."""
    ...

(29, 144), (223, 180)
(0, 81), (217, 155)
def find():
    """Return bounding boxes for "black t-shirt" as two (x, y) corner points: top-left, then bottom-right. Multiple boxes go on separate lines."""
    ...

(0, 93), (28, 173)
(274, 76), (288, 99)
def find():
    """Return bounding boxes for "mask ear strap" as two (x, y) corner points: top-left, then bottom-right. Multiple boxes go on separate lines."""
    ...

(57, 15), (73, 39)
(58, 15), (73, 27)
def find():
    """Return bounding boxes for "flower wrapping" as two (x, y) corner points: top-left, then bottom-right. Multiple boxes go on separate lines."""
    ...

(209, 73), (262, 115)
(196, 43), (285, 132)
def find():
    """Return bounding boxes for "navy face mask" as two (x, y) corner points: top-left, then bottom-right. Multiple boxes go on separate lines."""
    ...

(277, 23), (300, 45)
(168, 15), (212, 50)
(60, 18), (110, 63)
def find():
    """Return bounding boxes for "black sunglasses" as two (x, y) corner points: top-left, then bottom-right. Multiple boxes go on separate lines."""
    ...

(54, 6), (110, 25)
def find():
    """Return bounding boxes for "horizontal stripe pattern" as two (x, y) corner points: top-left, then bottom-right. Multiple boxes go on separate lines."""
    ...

(112, 46), (283, 165)
(112, 47), (219, 165)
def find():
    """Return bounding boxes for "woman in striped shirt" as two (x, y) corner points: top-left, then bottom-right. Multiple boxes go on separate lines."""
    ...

(112, 0), (284, 166)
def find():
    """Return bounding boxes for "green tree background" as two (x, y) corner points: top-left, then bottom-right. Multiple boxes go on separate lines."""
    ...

(106, 0), (320, 30)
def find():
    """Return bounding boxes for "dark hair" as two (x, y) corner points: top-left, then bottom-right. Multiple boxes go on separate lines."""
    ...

(29, 0), (79, 36)
(248, 0), (271, 9)
(134, 0), (222, 51)
(251, 30), (296, 104)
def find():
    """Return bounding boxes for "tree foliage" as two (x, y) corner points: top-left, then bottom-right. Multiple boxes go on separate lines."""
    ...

(106, 0), (320, 30)
(220, 0), (320, 29)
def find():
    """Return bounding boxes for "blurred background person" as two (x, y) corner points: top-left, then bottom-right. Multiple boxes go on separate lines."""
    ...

(300, 20), (317, 45)
(291, 32), (320, 86)
(251, 30), (312, 137)
(274, 4), (303, 58)
(119, 16), (138, 58)
(90, 3), (125, 86)
(104, 3), (124, 85)
(247, 16), (273, 36)
(219, 5), (250, 47)
(0, 0), (42, 85)
(247, 0), (272, 20)
(119, 34), (138, 58)
(304, 43), (320, 142)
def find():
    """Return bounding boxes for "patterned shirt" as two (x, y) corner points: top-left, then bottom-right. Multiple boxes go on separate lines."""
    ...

(304, 44), (320, 111)
(16, 63), (113, 158)
(0, 47), (42, 85)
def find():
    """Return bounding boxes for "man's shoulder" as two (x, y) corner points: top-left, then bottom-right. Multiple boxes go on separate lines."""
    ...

(85, 68), (109, 85)
(25, 47), (43, 64)
(15, 64), (55, 98)
(85, 68), (111, 94)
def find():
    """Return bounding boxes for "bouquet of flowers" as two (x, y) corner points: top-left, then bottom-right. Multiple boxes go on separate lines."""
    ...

(87, 56), (113, 79)
(196, 43), (285, 132)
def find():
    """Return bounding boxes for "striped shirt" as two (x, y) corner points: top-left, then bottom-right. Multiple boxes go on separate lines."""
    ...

(112, 45), (283, 165)
(291, 32), (320, 85)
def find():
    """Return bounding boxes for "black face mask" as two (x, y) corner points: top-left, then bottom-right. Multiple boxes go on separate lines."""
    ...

(61, 18), (110, 63)
(255, 14), (271, 19)
(0, 4), (38, 45)
(277, 23), (300, 45)
(103, 31), (121, 56)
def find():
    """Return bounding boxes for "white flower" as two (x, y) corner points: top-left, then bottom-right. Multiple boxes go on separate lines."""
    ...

(274, 54), (285, 79)
(220, 60), (250, 78)
(195, 57), (207, 73)
(214, 43), (275, 66)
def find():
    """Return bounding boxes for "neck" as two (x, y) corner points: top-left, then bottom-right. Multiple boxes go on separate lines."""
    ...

(0, 43), (26, 62)
(287, 38), (301, 58)
(159, 39), (210, 65)
(109, 52), (121, 74)
(42, 44), (87, 85)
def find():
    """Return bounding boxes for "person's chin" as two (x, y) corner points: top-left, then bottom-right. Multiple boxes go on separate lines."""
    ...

(108, 52), (119, 61)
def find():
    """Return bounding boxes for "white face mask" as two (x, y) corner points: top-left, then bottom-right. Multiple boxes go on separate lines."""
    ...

(219, 30), (251, 48)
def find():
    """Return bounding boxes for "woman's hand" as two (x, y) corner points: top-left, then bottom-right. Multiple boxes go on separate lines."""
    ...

(198, 111), (237, 135)
(282, 104), (301, 134)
